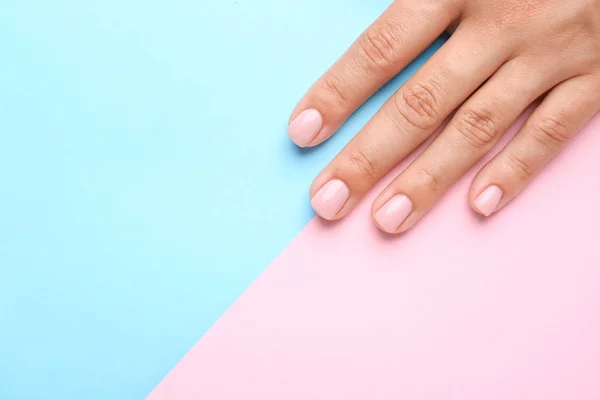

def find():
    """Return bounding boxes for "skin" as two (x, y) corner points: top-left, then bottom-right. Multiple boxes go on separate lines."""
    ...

(288, 0), (600, 234)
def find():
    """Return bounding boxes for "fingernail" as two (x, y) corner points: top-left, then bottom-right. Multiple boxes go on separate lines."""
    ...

(374, 195), (413, 233)
(288, 109), (323, 147)
(311, 179), (350, 220)
(474, 185), (503, 216)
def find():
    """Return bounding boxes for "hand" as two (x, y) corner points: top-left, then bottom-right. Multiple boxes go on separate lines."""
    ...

(288, 0), (600, 233)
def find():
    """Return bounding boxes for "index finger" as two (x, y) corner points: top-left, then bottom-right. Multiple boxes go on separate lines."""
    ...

(287, 0), (459, 147)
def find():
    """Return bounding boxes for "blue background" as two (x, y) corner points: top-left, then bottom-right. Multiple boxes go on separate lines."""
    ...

(0, 1), (443, 398)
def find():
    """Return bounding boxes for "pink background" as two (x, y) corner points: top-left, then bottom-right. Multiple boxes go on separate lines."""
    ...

(148, 114), (600, 399)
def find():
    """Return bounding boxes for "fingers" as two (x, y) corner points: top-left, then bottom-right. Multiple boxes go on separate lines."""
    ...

(469, 74), (600, 216)
(310, 27), (511, 220)
(371, 58), (559, 233)
(287, 0), (458, 147)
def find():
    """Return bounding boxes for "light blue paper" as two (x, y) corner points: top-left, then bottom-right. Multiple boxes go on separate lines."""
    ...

(0, 1), (444, 398)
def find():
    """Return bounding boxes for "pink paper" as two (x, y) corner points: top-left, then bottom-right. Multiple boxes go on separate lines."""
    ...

(148, 114), (600, 399)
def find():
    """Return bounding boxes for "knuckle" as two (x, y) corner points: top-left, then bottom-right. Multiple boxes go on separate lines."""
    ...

(359, 19), (404, 69)
(348, 149), (379, 180)
(394, 80), (443, 130)
(506, 152), (534, 181)
(320, 74), (349, 108)
(417, 166), (442, 194)
(531, 116), (572, 148)
(453, 108), (500, 149)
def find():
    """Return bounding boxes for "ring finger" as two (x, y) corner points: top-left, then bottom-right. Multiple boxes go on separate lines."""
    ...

(371, 57), (567, 233)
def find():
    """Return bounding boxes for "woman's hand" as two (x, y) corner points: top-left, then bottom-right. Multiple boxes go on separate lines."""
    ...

(288, 0), (600, 233)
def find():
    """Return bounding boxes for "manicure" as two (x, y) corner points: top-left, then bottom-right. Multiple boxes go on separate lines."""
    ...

(474, 185), (503, 216)
(287, 109), (323, 147)
(374, 195), (413, 233)
(311, 179), (350, 220)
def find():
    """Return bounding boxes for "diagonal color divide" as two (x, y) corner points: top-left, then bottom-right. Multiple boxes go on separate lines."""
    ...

(149, 115), (600, 399)
(0, 1), (403, 397)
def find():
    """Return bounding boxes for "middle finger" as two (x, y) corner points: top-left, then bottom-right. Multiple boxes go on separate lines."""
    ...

(310, 25), (513, 220)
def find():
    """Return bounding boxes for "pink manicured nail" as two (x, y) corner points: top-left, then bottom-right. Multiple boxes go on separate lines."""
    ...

(474, 185), (503, 216)
(374, 195), (413, 233)
(311, 179), (350, 220)
(288, 109), (323, 147)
